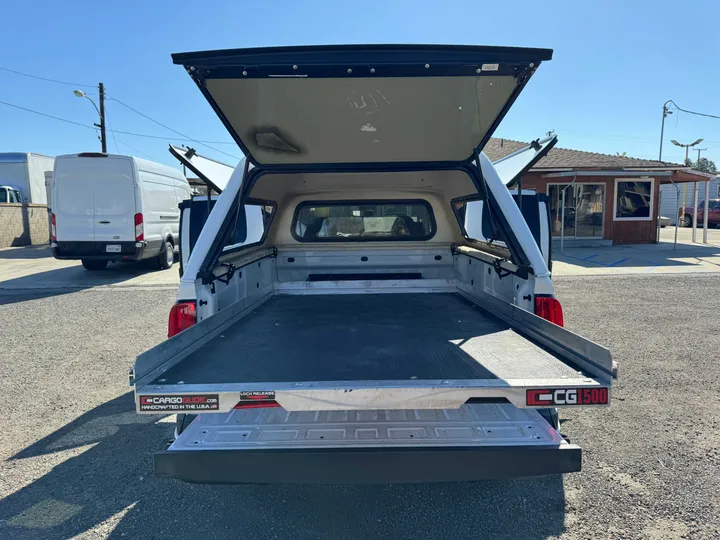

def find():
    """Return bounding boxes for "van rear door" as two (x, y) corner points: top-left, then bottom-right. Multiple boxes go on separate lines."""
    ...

(92, 156), (136, 243)
(53, 154), (136, 243)
(53, 157), (96, 242)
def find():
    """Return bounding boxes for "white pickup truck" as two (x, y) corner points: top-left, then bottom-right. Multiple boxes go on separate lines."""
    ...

(132, 44), (616, 484)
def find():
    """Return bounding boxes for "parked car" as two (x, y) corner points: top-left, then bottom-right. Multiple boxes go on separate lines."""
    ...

(678, 199), (720, 228)
(51, 152), (192, 270)
(658, 216), (671, 228)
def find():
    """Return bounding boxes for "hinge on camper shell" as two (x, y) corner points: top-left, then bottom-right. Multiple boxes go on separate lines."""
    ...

(492, 258), (513, 279)
(198, 270), (216, 285)
(216, 262), (238, 285)
(187, 66), (209, 86)
(515, 65), (534, 85)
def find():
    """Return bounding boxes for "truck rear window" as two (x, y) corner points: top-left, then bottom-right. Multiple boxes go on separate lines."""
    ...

(292, 200), (435, 242)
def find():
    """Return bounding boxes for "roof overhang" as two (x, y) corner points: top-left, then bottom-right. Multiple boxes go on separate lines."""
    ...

(542, 170), (672, 178)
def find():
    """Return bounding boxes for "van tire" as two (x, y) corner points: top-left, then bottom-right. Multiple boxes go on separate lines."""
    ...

(158, 240), (174, 270)
(682, 214), (692, 228)
(81, 259), (108, 271)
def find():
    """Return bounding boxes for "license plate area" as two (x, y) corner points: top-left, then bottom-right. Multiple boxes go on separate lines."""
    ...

(106, 244), (121, 253)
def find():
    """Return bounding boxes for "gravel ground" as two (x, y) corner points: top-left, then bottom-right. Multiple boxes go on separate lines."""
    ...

(0, 276), (718, 539)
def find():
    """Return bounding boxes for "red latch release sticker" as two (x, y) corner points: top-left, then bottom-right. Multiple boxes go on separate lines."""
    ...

(527, 388), (608, 406)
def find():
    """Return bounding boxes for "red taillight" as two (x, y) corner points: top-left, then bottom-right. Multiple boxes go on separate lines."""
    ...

(51, 213), (56, 242)
(168, 301), (196, 337)
(134, 213), (144, 242)
(234, 401), (281, 410)
(535, 297), (564, 327)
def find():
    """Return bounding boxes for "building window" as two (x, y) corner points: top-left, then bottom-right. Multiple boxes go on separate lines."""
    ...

(614, 179), (654, 221)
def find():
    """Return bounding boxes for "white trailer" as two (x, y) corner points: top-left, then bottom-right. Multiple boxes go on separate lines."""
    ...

(0, 152), (55, 204)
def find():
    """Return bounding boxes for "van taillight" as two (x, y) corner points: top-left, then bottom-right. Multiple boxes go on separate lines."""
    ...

(168, 302), (196, 338)
(51, 213), (56, 241)
(535, 297), (564, 327)
(134, 213), (144, 241)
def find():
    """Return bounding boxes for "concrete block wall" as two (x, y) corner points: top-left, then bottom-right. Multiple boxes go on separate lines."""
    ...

(0, 203), (50, 248)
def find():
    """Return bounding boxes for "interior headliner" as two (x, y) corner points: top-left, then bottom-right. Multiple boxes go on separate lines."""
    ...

(249, 169), (477, 201)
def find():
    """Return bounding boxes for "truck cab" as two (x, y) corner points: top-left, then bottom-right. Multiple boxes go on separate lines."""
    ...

(132, 45), (616, 484)
(0, 185), (23, 204)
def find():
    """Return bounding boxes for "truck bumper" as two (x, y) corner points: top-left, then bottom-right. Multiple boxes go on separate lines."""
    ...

(52, 240), (151, 261)
(155, 443), (581, 484)
(153, 404), (581, 484)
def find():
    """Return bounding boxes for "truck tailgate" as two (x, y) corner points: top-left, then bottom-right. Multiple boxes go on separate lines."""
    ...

(134, 292), (613, 412)
(155, 403), (580, 484)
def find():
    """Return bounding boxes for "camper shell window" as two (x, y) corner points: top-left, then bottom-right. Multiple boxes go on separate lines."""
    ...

(292, 200), (436, 242)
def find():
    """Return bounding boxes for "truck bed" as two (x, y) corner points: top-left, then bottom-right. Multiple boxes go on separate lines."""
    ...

(152, 293), (581, 385)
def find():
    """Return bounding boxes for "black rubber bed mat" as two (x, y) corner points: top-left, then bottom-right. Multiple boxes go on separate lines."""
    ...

(153, 293), (579, 385)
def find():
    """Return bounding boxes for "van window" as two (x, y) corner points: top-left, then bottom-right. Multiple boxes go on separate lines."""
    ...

(292, 200), (435, 242)
(9, 190), (21, 203)
(0, 189), (6, 203)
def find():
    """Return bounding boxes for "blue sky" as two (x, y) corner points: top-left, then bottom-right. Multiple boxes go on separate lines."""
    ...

(1, 0), (719, 169)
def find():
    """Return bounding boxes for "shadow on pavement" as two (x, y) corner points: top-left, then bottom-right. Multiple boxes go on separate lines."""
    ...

(0, 245), (53, 259)
(0, 393), (567, 540)
(0, 260), (174, 306)
(555, 242), (720, 270)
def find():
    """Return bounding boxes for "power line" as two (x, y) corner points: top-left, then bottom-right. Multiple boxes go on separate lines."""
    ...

(0, 99), (241, 158)
(668, 100), (720, 121)
(0, 99), (96, 130)
(109, 97), (240, 159)
(113, 137), (157, 161)
(0, 66), (96, 88)
(105, 102), (120, 154)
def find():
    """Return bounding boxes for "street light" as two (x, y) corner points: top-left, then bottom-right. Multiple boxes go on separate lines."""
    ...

(73, 84), (107, 152)
(670, 138), (704, 162)
(73, 90), (100, 116)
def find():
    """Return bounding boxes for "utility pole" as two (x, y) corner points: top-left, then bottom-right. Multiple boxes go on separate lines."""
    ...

(98, 82), (107, 153)
(696, 148), (710, 244)
(73, 84), (107, 153)
(691, 148), (707, 243)
(659, 100), (673, 161)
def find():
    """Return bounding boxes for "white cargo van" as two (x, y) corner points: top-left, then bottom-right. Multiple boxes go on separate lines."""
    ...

(51, 152), (192, 270)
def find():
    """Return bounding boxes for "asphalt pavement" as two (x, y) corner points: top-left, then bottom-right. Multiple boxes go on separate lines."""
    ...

(0, 245), (179, 290)
(0, 275), (718, 539)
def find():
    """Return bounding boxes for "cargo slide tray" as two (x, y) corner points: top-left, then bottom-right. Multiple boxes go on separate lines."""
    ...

(134, 292), (613, 412)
